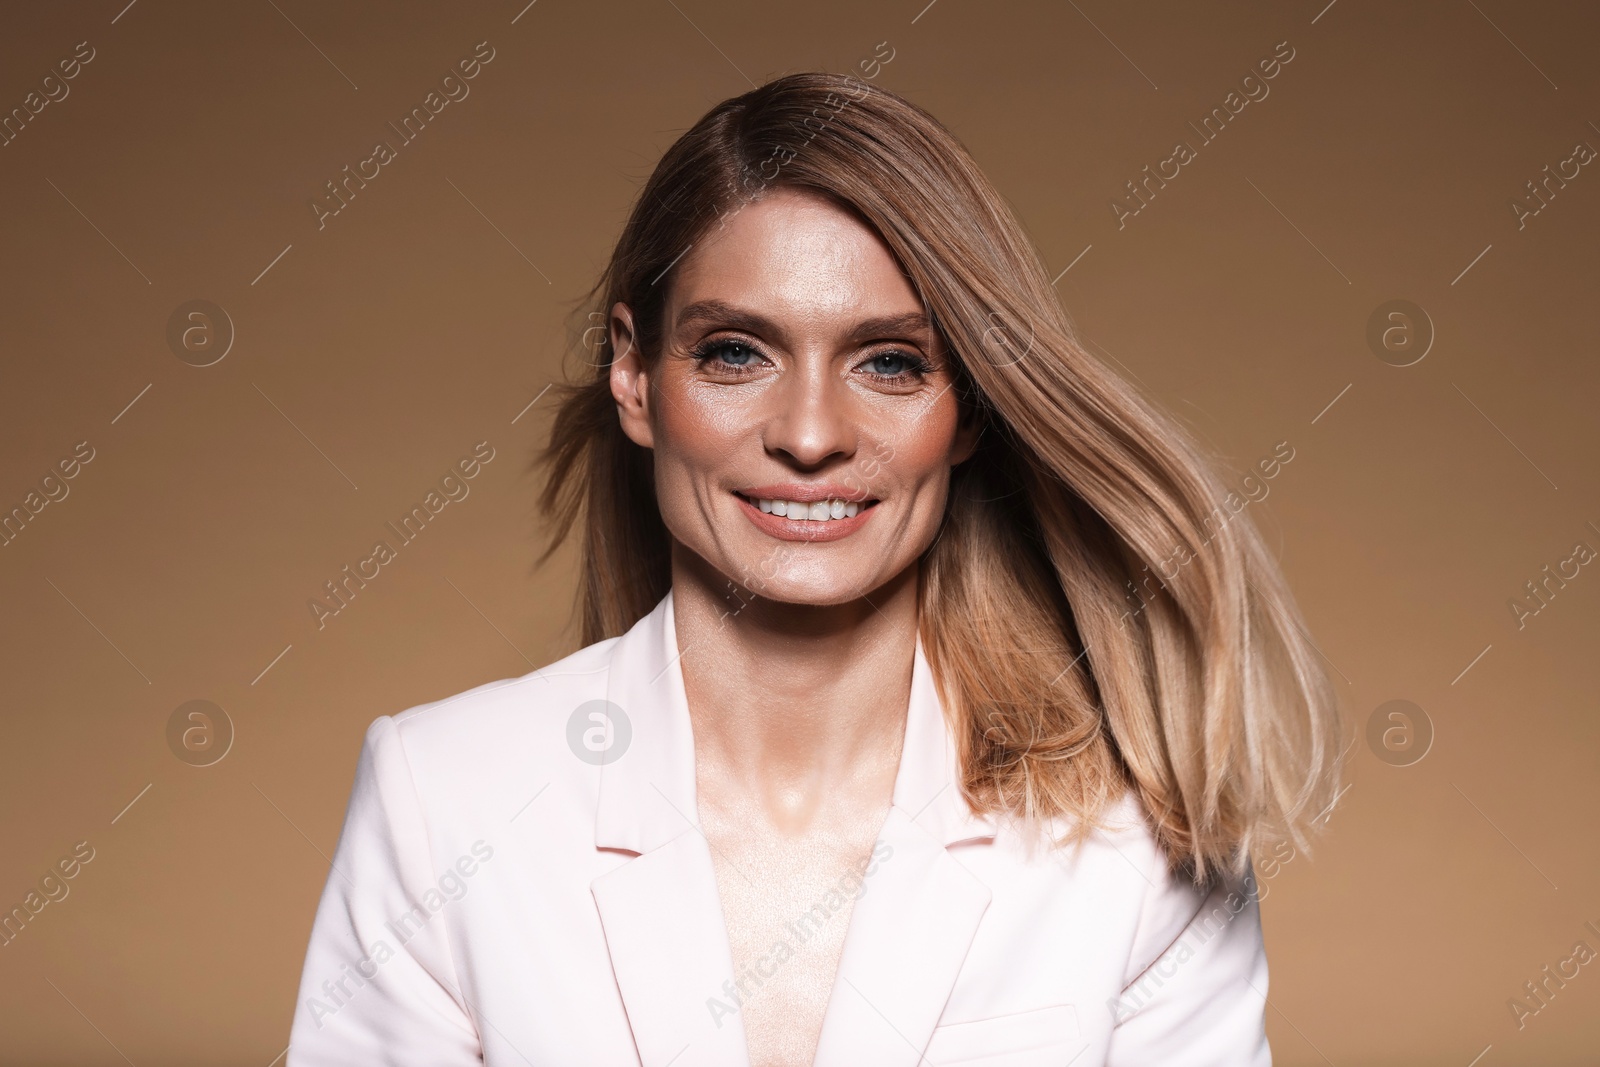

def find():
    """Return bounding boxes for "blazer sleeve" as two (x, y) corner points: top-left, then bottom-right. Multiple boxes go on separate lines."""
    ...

(286, 715), (483, 1066)
(1103, 861), (1272, 1066)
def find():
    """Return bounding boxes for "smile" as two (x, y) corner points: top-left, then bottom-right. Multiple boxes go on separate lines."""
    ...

(731, 490), (880, 541)
(751, 495), (864, 521)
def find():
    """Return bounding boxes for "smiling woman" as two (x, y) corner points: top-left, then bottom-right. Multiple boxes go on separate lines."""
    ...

(288, 71), (1343, 1067)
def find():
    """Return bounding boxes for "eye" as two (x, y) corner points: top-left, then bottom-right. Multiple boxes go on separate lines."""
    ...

(689, 338), (766, 375)
(860, 349), (930, 381)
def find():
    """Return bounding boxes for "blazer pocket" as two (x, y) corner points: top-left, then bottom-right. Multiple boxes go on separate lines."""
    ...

(922, 1003), (1080, 1064)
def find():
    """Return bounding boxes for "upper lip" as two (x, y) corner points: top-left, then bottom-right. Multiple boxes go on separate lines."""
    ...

(736, 484), (877, 504)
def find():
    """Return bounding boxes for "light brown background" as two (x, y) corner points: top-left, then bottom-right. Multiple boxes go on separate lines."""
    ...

(2, 0), (1597, 1063)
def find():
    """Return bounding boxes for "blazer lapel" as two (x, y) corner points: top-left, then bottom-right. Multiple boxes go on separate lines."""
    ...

(589, 589), (998, 1067)
(810, 631), (998, 1067)
(589, 590), (751, 1067)
(591, 832), (752, 1066)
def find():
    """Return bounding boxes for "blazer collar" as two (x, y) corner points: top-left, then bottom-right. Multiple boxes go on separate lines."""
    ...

(594, 586), (999, 855)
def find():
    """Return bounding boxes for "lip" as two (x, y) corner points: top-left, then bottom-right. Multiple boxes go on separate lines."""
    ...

(731, 489), (878, 543)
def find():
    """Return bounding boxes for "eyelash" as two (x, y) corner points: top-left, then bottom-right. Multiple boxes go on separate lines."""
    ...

(688, 338), (932, 382)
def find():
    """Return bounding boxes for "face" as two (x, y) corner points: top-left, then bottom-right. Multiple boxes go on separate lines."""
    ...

(609, 187), (979, 606)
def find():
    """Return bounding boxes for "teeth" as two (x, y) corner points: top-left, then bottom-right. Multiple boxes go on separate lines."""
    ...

(756, 497), (862, 520)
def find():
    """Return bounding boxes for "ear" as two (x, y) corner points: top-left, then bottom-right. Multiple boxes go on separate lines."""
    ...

(949, 395), (982, 467)
(608, 301), (654, 450)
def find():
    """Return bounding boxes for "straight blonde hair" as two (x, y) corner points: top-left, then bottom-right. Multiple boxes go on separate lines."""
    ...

(536, 71), (1343, 884)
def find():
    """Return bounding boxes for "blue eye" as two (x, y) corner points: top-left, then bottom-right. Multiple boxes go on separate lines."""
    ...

(863, 350), (929, 379)
(692, 340), (760, 367)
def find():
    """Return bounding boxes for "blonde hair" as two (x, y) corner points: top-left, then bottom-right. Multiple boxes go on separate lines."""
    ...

(536, 71), (1343, 884)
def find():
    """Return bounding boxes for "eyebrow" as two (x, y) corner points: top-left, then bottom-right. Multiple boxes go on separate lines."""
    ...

(673, 299), (933, 345)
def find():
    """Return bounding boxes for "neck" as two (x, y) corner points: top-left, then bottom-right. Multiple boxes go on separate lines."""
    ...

(669, 541), (917, 829)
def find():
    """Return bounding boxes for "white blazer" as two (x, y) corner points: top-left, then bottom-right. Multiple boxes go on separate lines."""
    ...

(288, 588), (1271, 1066)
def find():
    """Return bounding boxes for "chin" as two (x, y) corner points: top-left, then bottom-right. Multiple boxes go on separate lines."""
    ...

(725, 567), (883, 609)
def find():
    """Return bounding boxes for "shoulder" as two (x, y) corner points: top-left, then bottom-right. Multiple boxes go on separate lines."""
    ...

(1075, 797), (1269, 1061)
(350, 634), (624, 820)
(385, 634), (620, 748)
(1092, 799), (1267, 1029)
(1026, 788), (1168, 896)
(1032, 790), (1262, 987)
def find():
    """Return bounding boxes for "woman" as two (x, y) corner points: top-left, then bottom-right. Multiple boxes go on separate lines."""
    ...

(288, 71), (1342, 1066)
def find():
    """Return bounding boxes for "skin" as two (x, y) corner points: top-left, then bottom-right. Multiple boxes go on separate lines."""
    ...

(608, 187), (979, 1067)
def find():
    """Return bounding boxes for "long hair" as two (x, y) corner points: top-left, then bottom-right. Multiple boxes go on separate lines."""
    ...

(535, 71), (1343, 884)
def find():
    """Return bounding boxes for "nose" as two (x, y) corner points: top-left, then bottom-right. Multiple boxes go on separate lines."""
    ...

(761, 358), (858, 469)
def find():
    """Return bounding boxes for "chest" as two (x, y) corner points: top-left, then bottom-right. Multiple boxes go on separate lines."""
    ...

(700, 813), (888, 1066)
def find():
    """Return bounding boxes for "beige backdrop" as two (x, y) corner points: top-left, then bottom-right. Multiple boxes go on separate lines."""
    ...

(1, 0), (1597, 1063)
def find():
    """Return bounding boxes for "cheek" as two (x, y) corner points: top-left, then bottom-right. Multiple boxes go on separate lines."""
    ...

(654, 384), (752, 475)
(874, 401), (962, 483)
(671, 381), (758, 441)
(647, 384), (758, 536)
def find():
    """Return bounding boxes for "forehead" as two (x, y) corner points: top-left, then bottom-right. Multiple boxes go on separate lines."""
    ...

(667, 188), (923, 327)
